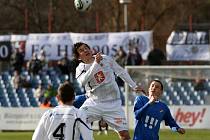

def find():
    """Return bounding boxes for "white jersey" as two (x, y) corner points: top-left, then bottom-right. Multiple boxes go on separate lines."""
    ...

(76, 55), (137, 102)
(32, 105), (93, 140)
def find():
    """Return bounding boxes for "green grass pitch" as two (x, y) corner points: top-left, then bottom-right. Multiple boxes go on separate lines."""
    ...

(0, 129), (209, 140)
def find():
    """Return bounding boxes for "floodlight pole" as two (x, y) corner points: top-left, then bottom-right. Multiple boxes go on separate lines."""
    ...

(124, 4), (128, 32)
(119, 0), (131, 32)
(119, 0), (132, 129)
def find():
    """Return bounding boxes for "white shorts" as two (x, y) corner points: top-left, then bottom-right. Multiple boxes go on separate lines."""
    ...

(80, 98), (128, 132)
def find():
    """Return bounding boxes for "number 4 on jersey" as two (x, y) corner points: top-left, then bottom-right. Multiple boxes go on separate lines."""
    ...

(53, 123), (65, 140)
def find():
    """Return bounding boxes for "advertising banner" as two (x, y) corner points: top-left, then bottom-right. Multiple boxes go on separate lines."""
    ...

(0, 35), (27, 61)
(0, 35), (12, 61)
(0, 107), (47, 130)
(25, 31), (153, 60)
(0, 106), (209, 130)
(166, 31), (210, 60)
(25, 33), (72, 60)
(128, 105), (210, 129)
(171, 106), (208, 129)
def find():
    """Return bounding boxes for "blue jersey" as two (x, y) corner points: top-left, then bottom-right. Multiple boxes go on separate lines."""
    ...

(133, 95), (180, 140)
(73, 95), (88, 109)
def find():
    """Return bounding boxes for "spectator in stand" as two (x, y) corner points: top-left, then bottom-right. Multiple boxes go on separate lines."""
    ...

(194, 78), (205, 91)
(134, 47), (143, 65)
(126, 47), (136, 65)
(43, 84), (57, 102)
(38, 49), (48, 72)
(126, 45), (143, 66)
(12, 70), (31, 90)
(18, 41), (26, 54)
(10, 47), (25, 73)
(57, 52), (72, 75)
(34, 83), (46, 102)
(40, 98), (52, 108)
(115, 46), (127, 67)
(27, 53), (42, 76)
(11, 70), (23, 90)
(147, 48), (166, 65)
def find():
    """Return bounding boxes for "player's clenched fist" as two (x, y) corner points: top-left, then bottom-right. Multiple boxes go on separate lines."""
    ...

(95, 52), (103, 64)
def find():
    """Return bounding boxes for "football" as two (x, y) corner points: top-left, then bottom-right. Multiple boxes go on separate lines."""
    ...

(74, 0), (92, 12)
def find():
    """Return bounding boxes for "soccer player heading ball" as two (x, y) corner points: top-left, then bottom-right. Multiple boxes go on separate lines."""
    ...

(73, 42), (144, 140)
(133, 80), (185, 140)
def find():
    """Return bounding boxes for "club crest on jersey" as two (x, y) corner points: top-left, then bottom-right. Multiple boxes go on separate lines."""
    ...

(94, 71), (105, 83)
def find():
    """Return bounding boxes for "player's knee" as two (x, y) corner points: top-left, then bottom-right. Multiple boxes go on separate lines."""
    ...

(118, 130), (130, 140)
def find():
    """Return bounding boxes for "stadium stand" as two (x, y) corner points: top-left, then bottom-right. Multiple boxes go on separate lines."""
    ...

(0, 68), (84, 107)
(0, 68), (210, 107)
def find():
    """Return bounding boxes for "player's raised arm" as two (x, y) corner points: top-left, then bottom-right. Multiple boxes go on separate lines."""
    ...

(107, 55), (145, 93)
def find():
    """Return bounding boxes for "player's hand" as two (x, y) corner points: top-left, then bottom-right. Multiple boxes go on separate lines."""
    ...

(133, 86), (146, 94)
(149, 95), (157, 104)
(95, 52), (103, 64)
(177, 128), (185, 134)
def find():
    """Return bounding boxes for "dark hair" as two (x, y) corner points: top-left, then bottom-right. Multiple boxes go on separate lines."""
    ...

(43, 98), (50, 105)
(72, 42), (90, 59)
(57, 81), (75, 103)
(150, 79), (163, 90)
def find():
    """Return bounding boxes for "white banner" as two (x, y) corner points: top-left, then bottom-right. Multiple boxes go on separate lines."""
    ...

(25, 33), (72, 60)
(0, 35), (11, 41)
(11, 35), (28, 42)
(25, 31), (153, 60)
(0, 107), (47, 130)
(0, 106), (209, 130)
(167, 44), (210, 60)
(166, 31), (210, 60)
